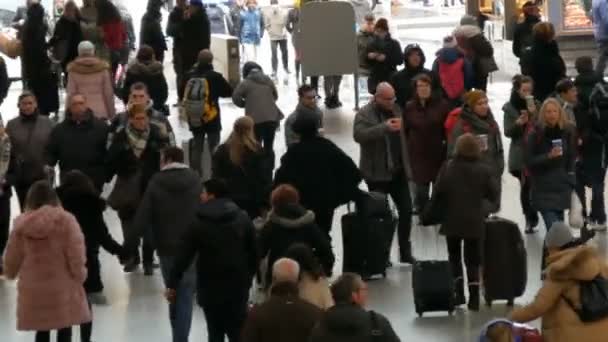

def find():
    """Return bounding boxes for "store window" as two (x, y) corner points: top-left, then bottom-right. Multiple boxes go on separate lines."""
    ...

(562, 0), (591, 31)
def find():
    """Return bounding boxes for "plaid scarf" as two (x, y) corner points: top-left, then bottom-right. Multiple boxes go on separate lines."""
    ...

(126, 124), (149, 158)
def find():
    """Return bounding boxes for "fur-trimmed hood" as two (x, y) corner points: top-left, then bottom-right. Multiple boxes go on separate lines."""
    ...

(268, 204), (316, 229)
(67, 56), (110, 74)
(546, 245), (603, 282)
(127, 60), (164, 76)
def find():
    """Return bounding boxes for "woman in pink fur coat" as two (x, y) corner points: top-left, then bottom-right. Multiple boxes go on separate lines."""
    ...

(3, 180), (91, 342)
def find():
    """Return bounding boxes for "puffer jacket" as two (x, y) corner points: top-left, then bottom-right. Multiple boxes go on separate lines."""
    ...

(67, 56), (116, 119)
(510, 245), (608, 342)
(122, 60), (169, 111)
(3, 205), (91, 331)
(232, 67), (282, 124)
(258, 204), (335, 283)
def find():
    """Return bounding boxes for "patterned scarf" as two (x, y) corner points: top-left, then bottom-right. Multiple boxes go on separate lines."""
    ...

(126, 124), (149, 158)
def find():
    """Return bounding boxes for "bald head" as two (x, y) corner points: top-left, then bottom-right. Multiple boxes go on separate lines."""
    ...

(198, 49), (214, 66)
(374, 82), (396, 110)
(272, 258), (300, 284)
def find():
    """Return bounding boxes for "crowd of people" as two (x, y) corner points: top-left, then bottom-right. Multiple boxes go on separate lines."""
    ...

(3, 0), (608, 342)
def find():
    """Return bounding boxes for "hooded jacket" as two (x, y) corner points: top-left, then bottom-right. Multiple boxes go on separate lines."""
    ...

(3, 205), (91, 331)
(510, 245), (608, 342)
(520, 39), (566, 101)
(431, 47), (474, 99)
(122, 60), (169, 111)
(309, 303), (400, 342)
(233, 64), (282, 124)
(67, 56), (116, 119)
(139, 11), (167, 61)
(56, 186), (122, 293)
(181, 6), (211, 71)
(46, 110), (109, 191)
(168, 198), (258, 305)
(284, 103), (324, 148)
(390, 45), (437, 109)
(259, 204), (335, 283)
(184, 63), (233, 132)
(127, 163), (202, 256)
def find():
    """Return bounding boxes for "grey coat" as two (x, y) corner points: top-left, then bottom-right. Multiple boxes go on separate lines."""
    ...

(127, 164), (203, 256)
(6, 114), (54, 185)
(232, 70), (283, 124)
(503, 101), (527, 172)
(353, 102), (411, 182)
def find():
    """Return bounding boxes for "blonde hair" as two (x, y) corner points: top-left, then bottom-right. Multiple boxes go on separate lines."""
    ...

(538, 98), (567, 129)
(228, 116), (260, 166)
(128, 103), (148, 118)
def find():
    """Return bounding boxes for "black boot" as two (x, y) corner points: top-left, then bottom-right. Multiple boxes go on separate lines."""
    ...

(399, 242), (416, 264)
(454, 277), (465, 306)
(468, 283), (480, 311)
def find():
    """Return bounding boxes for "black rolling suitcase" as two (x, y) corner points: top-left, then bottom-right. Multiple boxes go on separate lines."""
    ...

(482, 216), (527, 307)
(341, 191), (395, 279)
(412, 260), (455, 317)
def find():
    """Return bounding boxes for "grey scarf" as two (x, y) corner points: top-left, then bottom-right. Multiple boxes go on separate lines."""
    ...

(126, 124), (150, 158)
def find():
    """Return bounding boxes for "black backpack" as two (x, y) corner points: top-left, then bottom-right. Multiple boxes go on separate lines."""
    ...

(564, 275), (608, 322)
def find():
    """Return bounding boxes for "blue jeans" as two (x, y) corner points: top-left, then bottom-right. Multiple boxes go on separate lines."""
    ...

(540, 210), (565, 231)
(159, 256), (197, 342)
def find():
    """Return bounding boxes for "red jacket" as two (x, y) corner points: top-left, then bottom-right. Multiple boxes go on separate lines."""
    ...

(101, 20), (126, 51)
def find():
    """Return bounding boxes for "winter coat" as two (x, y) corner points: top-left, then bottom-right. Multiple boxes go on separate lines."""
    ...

(2, 205), (91, 331)
(232, 70), (282, 124)
(286, 8), (300, 50)
(128, 164), (202, 257)
(502, 93), (540, 173)
(448, 106), (505, 179)
(263, 6), (288, 41)
(56, 186), (122, 293)
(402, 98), (450, 183)
(100, 19), (126, 52)
(576, 72), (604, 116)
(0, 57), (9, 105)
(357, 30), (375, 74)
(167, 197), (258, 306)
(592, 0), (608, 42)
(243, 283), (323, 342)
(284, 103), (324, 148)
(390, 45), (439, 109)
(580, 77), (608, 180)
(184, 63), (233, 133)
(454, 25), (497, 88)
(525, 124), (577, 211)
(354, 102), (409, 182)
(510, 245), (608, 342)
(258, 204), (335, 283)
(274, 135), (362, 211)
(139, 11), (167, 62)
(309, 303), (401, 342)
(108, 104), (176, 147)
(298, 273), (334, 310)
(122, 60), (169, 111)
(105, 124), (169, 218)
(366, 34), (403, 93)
(166, 6), (185, 50)
(181, 8), (211, 72)
(67, 56), (116, 120)
(431, 47), (474, 102)
(48, 16), (84, 69)
(240, 8), (264, 45)
(212, 143), (272, 217)
(46, 110), (109, 190)
(520, 39), (566, 101)
(431, 155), (500, 239)
(6, 113), (54, 186)
(512, 14), (540, 58)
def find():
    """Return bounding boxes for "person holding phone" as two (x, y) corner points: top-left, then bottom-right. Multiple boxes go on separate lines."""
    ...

(503, 75), (540, 233)
(525, 98), (577, 233)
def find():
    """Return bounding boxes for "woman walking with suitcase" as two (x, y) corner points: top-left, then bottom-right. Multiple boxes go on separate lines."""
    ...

(425, 133), (500, 311)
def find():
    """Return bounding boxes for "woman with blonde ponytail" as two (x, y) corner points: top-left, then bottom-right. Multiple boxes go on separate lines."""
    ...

(212, 116), (272, 218)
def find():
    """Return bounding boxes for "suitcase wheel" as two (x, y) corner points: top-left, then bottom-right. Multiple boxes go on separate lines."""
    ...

(485, 296), (492, 307)
(382, 272), (387, 278)
(507, 298), (514, 307)
(448, 310), (453, 316)
(417, 311), (423, 317)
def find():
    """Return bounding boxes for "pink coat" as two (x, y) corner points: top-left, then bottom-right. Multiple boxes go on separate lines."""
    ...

(3, 205), (91, 331)
(67, 56), (116, 120)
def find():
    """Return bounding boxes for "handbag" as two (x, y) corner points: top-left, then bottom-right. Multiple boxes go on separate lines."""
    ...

(107, 171), (142, 211)
(420, 161), (451, 226)
(478, 56), (498, 75)
(569, 191), (584, 229)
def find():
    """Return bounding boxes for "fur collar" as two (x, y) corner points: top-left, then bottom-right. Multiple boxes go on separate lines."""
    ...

(67, 57), (110, 74)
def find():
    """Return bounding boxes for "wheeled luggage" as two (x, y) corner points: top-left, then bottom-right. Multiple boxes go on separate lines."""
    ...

(412, 260), (455, 317)
(341, 191), (395, 279)
(483, 216), (527, 307)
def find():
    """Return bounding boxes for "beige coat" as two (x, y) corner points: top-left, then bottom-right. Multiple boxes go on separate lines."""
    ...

(67, 56), (116, 119)
(298, 273), (334, 310)
(510, 245), (608, 342)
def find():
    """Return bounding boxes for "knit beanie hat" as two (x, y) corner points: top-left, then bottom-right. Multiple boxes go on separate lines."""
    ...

(545, 222), (574, 249)
(443, 36), (457, 48)
(464, 90), (486, 108)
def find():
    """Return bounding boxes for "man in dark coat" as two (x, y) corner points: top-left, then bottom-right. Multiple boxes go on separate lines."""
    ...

(275, 111), (362, 236)
(512, 2), (541, 59)
(310, 273), (400, 342)
(46, 94), (109, 192)
(243, 258), (323, 342)
(167, 0), (187, 101)
(390, 44), (438, 110)
(126, 146), (201, 341)
(121, 45), (169, 113)
(180, 0), (211, 91)
(167, 178), (258, 342)
(140, 0), (168, 63)
(184, 49), (233, 175)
